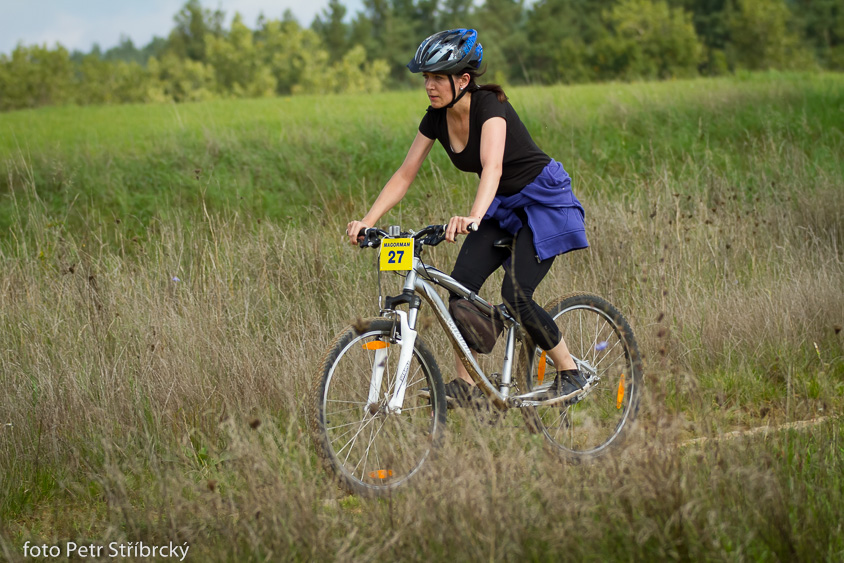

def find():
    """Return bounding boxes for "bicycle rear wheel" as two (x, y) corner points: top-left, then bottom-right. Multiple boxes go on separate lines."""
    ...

(311, 318), (446, 496)
(521, 292), (643, 459)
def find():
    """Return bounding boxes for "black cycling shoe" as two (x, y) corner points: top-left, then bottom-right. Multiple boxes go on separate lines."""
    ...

(419, 379), (489, 410)
(540, 369), (588, 400)
(443, 378), (486, 409)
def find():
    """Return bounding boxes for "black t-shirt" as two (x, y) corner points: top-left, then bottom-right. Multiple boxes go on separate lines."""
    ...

(418, 89), (551, 196)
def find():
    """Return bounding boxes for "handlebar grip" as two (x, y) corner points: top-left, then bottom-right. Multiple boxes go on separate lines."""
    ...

(467, 222), (479, 232)
(358, 227), (373, 248)
(358, 227), (386, 249)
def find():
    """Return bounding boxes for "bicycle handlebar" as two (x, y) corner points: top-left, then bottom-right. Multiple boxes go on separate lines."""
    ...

(358, 223), (478, 250)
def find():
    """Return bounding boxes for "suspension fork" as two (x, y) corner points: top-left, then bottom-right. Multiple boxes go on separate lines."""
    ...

(365, 344), (389, 412)
(363, 308), (418, 414)
(385, 309), (417, 413)
(363, 264), (422, 415)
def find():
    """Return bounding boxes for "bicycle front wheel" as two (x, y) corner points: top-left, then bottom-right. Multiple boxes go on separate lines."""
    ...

(310, 318), (446, 496)
(521, 292), (643, 459)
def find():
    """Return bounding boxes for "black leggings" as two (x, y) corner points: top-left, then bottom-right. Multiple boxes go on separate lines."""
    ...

(450, 215), (562, 351)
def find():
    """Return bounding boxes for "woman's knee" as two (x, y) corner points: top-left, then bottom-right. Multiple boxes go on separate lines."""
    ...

(500, 282), (534, 310)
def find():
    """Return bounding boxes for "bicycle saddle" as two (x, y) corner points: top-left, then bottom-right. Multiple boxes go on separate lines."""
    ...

(493, 236), (514, 249)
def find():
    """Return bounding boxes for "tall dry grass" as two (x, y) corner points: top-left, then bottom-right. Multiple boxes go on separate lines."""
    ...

(1, 74), (842, 560)
(1, 161), (842, 560)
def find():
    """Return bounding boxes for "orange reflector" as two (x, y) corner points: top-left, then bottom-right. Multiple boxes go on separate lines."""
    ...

(369, 469), (393, 480)
(537, 351), (547, 384)
(362, 341), (390, 350)
(616, 373), (625, 409)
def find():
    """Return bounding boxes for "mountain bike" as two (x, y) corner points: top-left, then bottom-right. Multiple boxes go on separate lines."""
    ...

(310, 224), (643, 496)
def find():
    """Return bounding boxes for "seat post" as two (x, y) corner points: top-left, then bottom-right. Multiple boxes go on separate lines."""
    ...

(498, 326), (517, 399)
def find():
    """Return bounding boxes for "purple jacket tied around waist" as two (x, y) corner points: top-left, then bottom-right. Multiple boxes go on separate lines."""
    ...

(485, 160), (589, 261)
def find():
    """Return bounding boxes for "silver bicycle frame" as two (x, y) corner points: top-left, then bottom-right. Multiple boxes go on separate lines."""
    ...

(383, 255), (517, 411)
(380, 243), (597, 412)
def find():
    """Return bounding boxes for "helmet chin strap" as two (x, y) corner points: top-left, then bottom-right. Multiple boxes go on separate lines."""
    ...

(444, 75), (468, 109)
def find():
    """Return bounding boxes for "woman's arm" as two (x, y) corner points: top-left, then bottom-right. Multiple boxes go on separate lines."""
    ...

(346, 131), (435, 244)
(445, 116), (506, 242)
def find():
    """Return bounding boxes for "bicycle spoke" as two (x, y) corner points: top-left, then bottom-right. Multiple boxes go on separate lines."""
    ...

(549, 412), (566, 442)
(393, 404), (432, 413)
(326, 424), (360, 446)
(352, 414), (389, 479)
(338, 413), (378, 465)
(324, 405), (366, 418)
(593, 352), (625, 375)
(335, 414), (375, 461)
(592, 316), (601, 366)
(523, 297), (641, 458)
(315, 323), (444, 495)
(406, 371), (427, 390)
(341, 417), (376, 469)
(591, 339), (622, 370)
(326, 417), (373, 432)
(579, 311), (584, 361)
(383, 361), (424, 401)
(356, 418), (377, 479)
(327, 398), (368, 405)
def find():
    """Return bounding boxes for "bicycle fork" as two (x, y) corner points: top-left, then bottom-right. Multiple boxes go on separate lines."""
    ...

(364, 310), (417, 414)
(386, 310), (416, 412)
(366, 268), (422, 415)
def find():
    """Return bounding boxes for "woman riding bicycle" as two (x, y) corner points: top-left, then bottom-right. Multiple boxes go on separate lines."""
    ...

(346, 29), (589, 406)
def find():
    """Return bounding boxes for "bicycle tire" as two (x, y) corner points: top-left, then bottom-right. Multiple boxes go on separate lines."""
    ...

(310, 317), (447, 496)
(520, 292), (643, 459)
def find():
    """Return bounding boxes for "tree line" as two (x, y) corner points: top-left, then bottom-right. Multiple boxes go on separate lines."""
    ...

(1, 0), (841, 112)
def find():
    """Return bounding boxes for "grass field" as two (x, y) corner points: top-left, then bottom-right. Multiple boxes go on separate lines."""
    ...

(1, 72), (842, 561)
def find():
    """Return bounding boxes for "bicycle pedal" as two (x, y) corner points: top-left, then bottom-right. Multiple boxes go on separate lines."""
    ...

(582, 373), (600, 387)
(418, 388), (462, 410)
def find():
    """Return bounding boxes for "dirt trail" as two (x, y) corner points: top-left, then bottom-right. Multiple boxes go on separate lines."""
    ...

(680, 416), (833, 447)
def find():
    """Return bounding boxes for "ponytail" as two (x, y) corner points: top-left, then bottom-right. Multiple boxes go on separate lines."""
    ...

(467, 68), (508, 103)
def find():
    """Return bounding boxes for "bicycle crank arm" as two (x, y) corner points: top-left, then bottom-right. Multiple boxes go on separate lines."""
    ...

(512, 376), (600, 408)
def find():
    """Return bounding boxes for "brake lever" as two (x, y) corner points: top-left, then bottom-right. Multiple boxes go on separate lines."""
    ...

(422, 225), (447, 247)
(358, 228), (382, 249)
(427, 222), (475, 245)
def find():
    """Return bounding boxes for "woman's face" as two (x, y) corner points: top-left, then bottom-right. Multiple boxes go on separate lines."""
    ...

(423, 72), (469, 109)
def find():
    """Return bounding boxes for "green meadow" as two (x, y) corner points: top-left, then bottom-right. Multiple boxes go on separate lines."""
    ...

(1, 72), (842, 561)
(2, 72), (841, 233)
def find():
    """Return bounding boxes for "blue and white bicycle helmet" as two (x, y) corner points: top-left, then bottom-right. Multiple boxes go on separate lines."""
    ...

(407, 29), (483, 74)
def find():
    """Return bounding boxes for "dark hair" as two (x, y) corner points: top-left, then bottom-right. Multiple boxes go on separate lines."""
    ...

(467, 68), (508, 103)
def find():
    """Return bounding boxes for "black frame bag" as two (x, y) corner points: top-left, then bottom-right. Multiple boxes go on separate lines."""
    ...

(448, 298), (504, 354)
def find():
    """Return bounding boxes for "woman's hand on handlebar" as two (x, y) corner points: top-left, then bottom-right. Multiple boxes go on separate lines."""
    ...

(445, 216), (481, 243)
(346, 220), (370, 245)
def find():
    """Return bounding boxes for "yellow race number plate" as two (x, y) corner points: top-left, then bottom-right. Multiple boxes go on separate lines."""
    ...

(379, 238), (413, 271)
